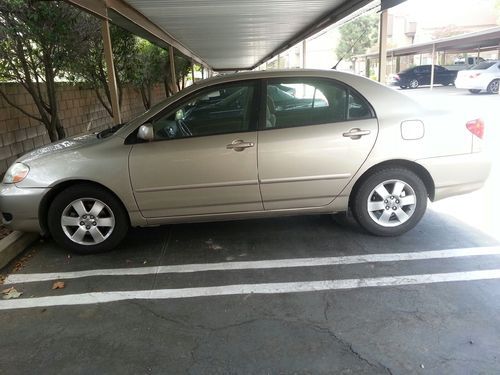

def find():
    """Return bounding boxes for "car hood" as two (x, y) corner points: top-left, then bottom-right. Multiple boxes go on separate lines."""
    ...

(18, 134), (101, 164)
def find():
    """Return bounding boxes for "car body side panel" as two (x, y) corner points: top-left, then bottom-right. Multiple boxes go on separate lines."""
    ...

(14, 136), (147, 228)
(129, 132), (262, 217)
(257, 118), (378, 209)
(416, 152), (491, 201)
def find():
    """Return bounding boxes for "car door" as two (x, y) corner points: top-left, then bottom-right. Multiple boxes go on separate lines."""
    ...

(128, 81), (263, 218)
(434, 66), (448, 84)
(258, 78), (378, 210)
(415, 66), (431, 85)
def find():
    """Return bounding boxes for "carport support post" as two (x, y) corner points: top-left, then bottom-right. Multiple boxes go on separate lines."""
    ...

(302, 40), (307, 68)
(169, 46), (178, 94)
(377, 9), (388, 84)
(430, 43), (436, 90)
(191, 61), (196, 84)
(101, 18), (122, 125)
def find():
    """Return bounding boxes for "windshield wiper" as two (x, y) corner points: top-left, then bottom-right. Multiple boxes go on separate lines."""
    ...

(97, 123), (124, 139)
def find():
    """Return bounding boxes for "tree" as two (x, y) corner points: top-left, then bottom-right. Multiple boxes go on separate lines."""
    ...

(132, 40), (167, 110)
(0, 0), (90, 141)
(335, 14), (379, 66)
(66, 18), (137, 117)
(162, 54), (192, 96)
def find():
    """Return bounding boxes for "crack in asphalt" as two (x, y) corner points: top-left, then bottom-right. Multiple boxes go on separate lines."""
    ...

(128, 298), (394, 374)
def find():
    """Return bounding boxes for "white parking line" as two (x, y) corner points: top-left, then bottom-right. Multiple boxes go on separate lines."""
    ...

(1, 269), (500, 311)
(4, 246), (500, 285)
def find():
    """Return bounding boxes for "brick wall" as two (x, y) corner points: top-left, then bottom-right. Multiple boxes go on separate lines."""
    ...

(0, 83), (165, 175)
(0, 83), (166, 174)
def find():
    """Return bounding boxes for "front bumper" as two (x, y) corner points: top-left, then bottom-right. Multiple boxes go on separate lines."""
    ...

(0, 184), (49, 233)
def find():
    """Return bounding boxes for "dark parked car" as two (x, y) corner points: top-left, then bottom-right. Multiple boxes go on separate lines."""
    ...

(390, 65), (458, 89)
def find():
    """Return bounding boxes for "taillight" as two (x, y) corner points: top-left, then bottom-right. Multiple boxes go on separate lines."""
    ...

(395, 74), (400, 80)
(466, 118), (484, 139)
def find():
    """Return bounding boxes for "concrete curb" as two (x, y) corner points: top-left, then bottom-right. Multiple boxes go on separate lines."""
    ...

(0, 231), (39, 270)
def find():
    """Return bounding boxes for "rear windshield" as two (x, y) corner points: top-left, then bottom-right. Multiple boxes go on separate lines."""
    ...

(471, 62), (496, 70)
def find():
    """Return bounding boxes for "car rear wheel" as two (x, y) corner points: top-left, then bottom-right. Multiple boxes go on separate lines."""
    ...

(487, 79), (499, 94)
(351, 168), (427, 236)
(48, 184), (129, 254)
(469, 89), (481, 94)
(408, 79), (419, 89)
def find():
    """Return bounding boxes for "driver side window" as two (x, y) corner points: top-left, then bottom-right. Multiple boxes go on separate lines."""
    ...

(151, 82), (257, 140)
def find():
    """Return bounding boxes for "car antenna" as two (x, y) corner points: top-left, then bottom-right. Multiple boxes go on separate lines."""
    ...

(332, 30), (367, 70)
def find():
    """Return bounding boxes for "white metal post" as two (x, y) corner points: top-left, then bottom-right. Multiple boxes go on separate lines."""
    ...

(169, 45), (178, 94)
(191, 61), (195, 85)
(101, 17), (122, 125)
(377, 9), (388, 84)
(430, 43), (436, 90)
(302, 40), (307, 68)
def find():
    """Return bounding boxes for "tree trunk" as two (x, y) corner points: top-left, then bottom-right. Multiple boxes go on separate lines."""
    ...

(44, 56), (65, 141)
(140, 85), (151, 110)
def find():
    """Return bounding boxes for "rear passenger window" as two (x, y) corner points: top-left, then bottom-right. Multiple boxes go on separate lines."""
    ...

(348, 91), (373, 120)
(265, 79), (372, 129)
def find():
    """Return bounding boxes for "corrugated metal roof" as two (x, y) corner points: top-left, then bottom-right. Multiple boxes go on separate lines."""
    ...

(124, 0), (372, 70)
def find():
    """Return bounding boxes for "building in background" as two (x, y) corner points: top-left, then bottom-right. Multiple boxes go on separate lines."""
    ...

(261, 0), (500, 79)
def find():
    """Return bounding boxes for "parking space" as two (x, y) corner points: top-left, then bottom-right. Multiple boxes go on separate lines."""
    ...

(1, 87), (500, 374)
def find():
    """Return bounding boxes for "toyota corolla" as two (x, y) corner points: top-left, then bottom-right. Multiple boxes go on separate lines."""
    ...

(0, 70), (491, 253)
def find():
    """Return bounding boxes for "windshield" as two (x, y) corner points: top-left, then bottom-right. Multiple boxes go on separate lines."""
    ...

(471, 62), (496, 70)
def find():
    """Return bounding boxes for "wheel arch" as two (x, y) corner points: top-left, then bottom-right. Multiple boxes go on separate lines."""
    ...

(39, 179), (130, 236)
(349, 159), (435, 209)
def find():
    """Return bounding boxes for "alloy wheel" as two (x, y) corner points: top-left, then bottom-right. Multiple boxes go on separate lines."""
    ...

(366, 179), (417, 227)
(60, 198), (115, 245)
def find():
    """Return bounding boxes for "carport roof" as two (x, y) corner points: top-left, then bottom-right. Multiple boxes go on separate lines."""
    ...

(357, 26), (500, 59)
(68, 0), (374, 70)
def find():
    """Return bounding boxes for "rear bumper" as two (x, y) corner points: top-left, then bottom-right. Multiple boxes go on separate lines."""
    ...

(416, 152), (491, 201)
(454, 78), (485, 90)
(0, 184), (49, 233)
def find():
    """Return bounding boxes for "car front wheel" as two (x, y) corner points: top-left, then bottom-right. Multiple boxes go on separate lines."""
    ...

(351, 168), (427, 236)
(48, 184), (129, 254)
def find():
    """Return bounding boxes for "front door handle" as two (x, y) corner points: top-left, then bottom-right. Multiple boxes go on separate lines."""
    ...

(226, 139), (255, 152)
(343, 128), (371, 140)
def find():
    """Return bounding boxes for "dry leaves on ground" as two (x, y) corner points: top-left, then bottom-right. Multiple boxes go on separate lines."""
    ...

(2, 287), (23, 299)
(52, 281), (65, 290)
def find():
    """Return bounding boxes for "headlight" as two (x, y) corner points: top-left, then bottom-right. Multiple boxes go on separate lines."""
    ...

(3, 163), (30, 184)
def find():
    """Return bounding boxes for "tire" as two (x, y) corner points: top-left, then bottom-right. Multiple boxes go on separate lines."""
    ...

(351, 168), (427, 237)
(487, 79), (499, 94)
(399, 85), (407, 89)
(48, 184), (129, 254)
(408, 79), (419, 89)
(469, 89), (481, 94)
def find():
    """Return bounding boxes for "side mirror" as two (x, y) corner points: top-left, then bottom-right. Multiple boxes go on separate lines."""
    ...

(137, 123), (154, 142)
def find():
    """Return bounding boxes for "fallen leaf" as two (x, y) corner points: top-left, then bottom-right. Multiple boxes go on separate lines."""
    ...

(52, 281), (65, 290)
(2, 287), (22, 299)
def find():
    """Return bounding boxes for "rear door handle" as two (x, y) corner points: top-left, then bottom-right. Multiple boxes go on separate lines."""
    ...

(226, 139), (255, 152)
(343, 128), (371, 139)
